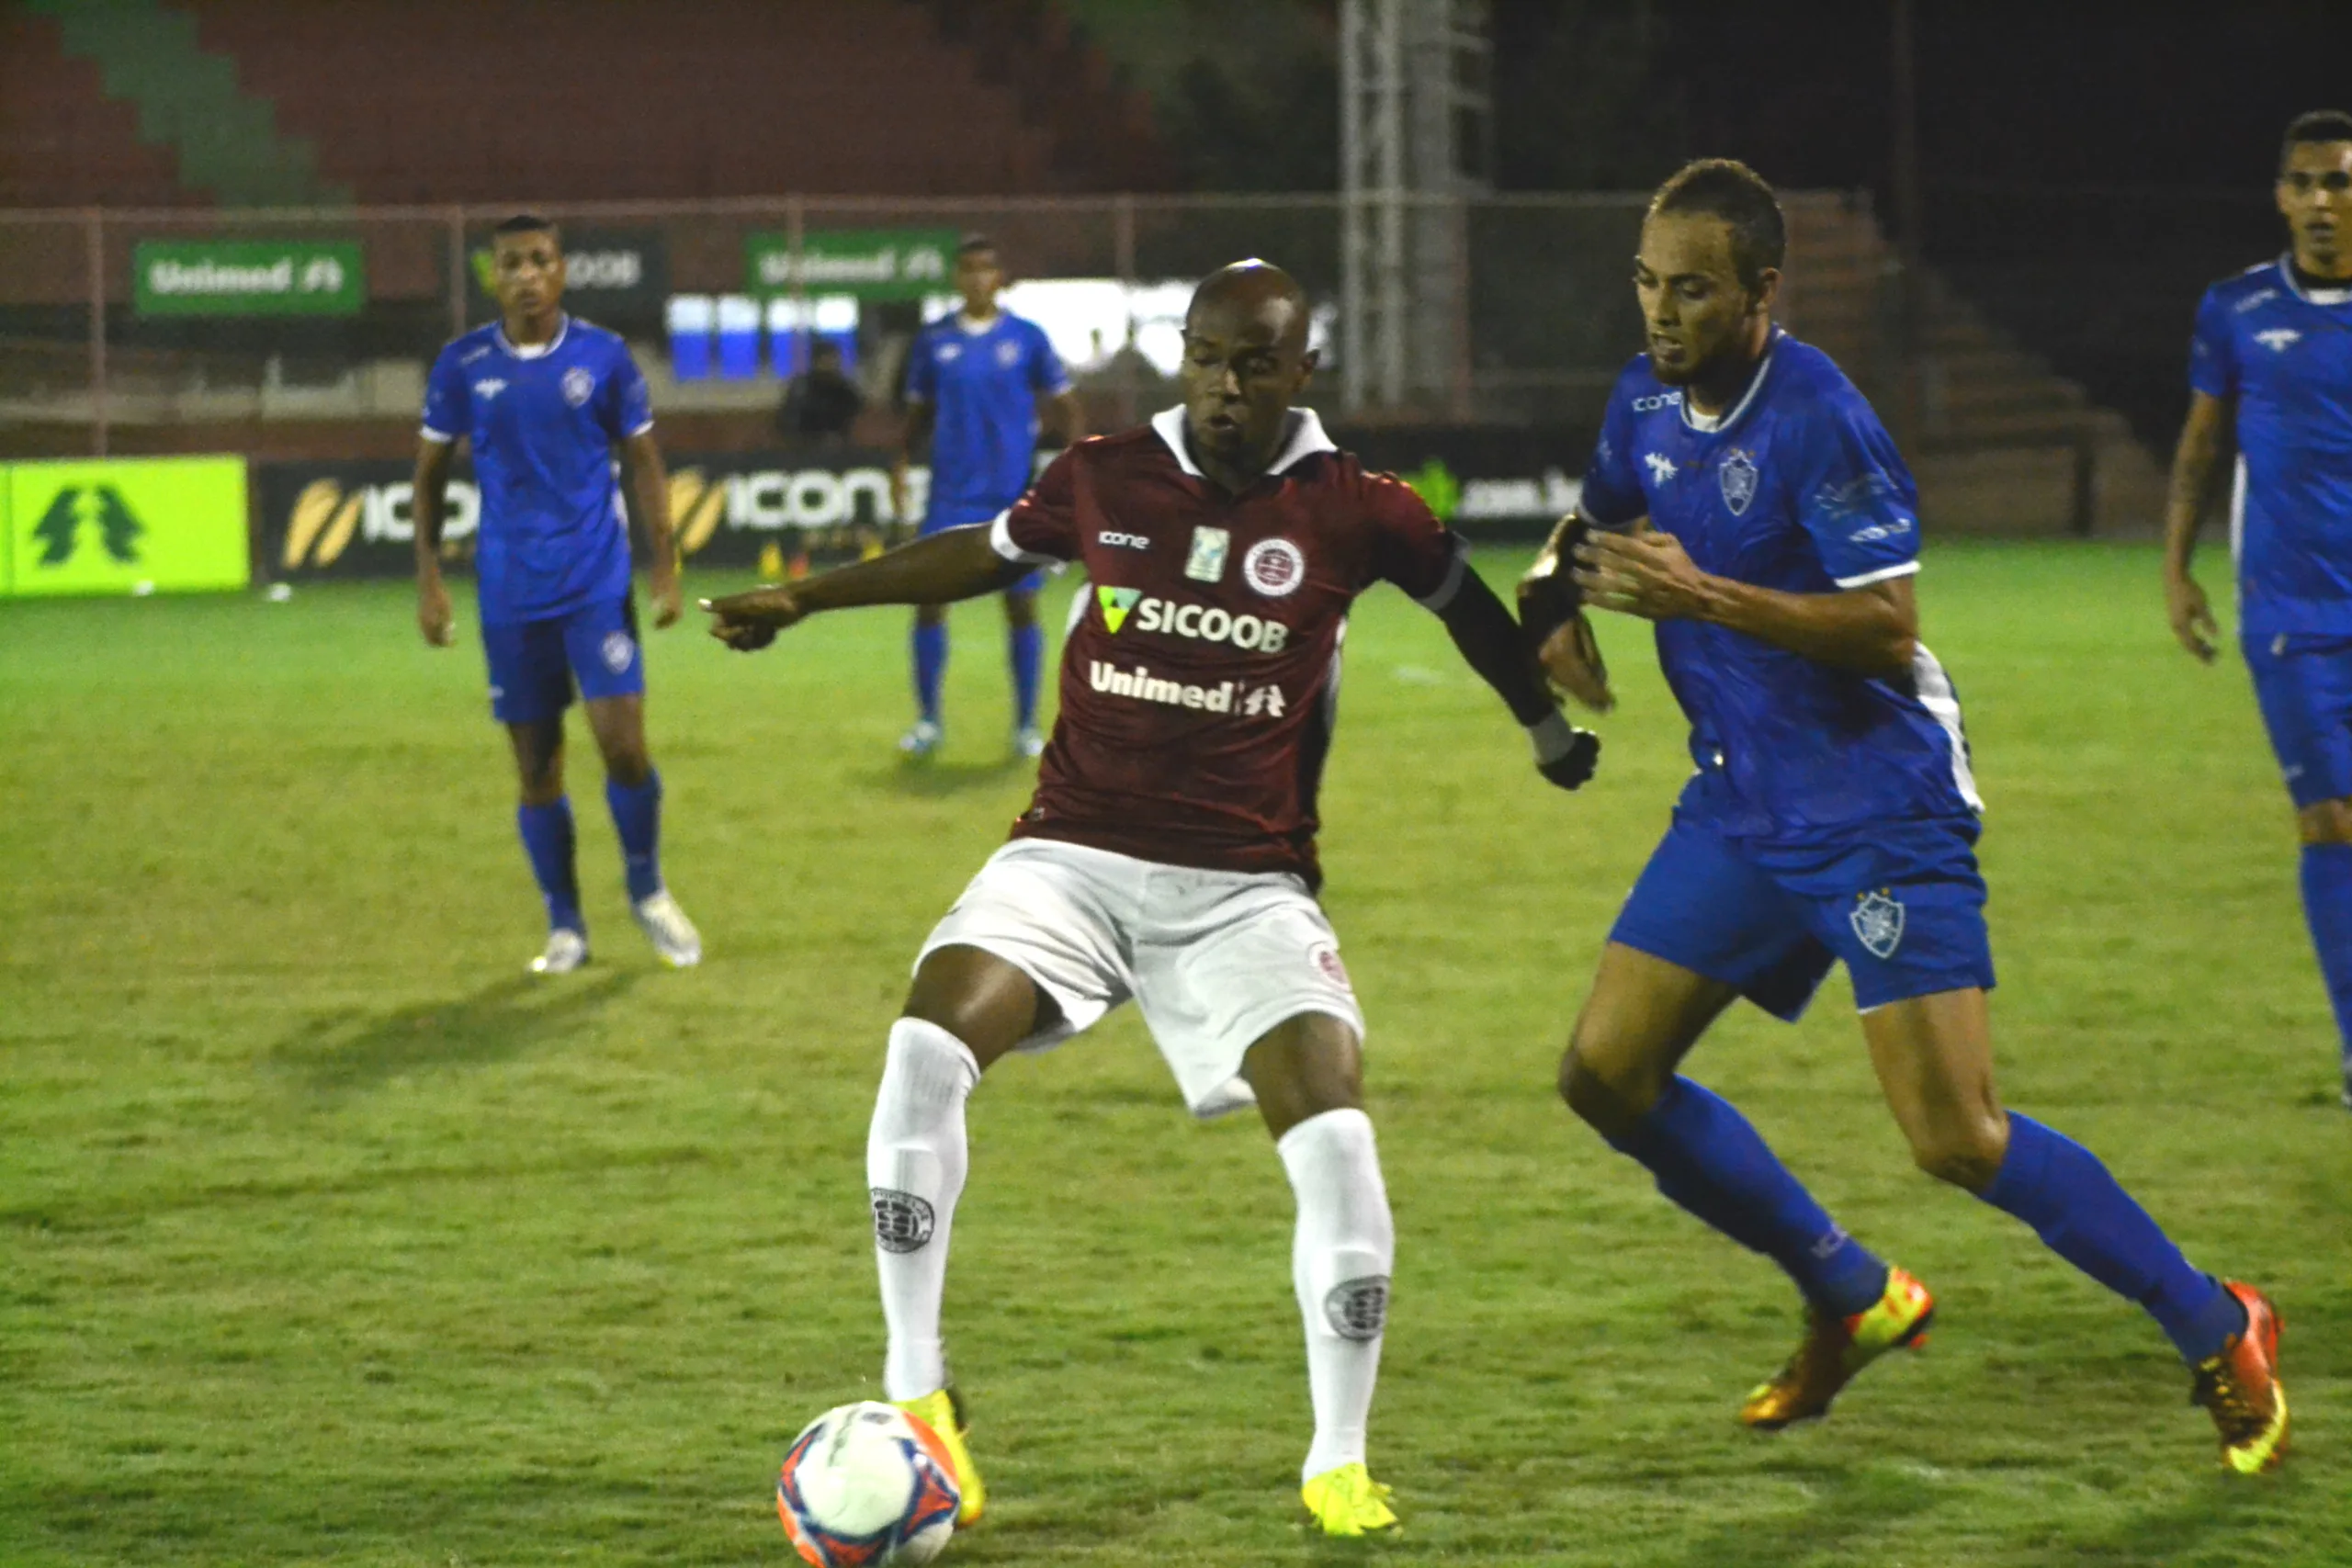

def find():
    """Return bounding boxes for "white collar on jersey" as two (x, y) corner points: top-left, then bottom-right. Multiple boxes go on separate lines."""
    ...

(956, 310), (1001, 335)
(497, 314), (571, 359)
(1151, 405), (1338, 479)
(2278, 254), (2352, 307)
(1679, 327), (1782, 434)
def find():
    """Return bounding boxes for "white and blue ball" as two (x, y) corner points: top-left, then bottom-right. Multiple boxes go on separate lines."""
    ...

(776, 1401), (960, 1566)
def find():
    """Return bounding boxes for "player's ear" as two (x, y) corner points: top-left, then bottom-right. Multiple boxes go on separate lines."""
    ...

(1750, 267), (1781, 318)
(1295, 347), (1320, 388)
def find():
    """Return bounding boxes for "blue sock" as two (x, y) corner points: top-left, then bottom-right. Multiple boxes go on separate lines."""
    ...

(913, 621), (948, 726)
(1010, 620), (1045, 732)
(516, 797), (582, 934)
(605, 770), (663, 903)
(2299, 842), (2352, 1077)
(1979, 1113), (2244, 1363)
(1609, 1077), (1890, 1316)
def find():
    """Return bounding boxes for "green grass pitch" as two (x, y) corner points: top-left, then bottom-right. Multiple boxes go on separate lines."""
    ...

(2, 543), (2347, 1566)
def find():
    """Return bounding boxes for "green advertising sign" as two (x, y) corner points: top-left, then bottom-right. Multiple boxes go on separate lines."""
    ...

(132, 239), (366, 317)
(743, 228), (959, 299)
(7, 457), (250, 596)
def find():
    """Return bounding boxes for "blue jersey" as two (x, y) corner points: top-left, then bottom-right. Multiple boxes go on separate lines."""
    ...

(1579, 331), (1980, 846)
(422, 315), (650, 625)
(2190, 256), (2352, 637)
(905, 310), (1069, 520)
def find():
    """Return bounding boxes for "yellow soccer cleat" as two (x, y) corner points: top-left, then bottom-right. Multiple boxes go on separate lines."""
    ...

(1301, 1461), (1399, 1538)
(895, 1386), (986, 1526)
(1740, 1266), (1936, 1430)
(2190, 1280), (2289, 1475)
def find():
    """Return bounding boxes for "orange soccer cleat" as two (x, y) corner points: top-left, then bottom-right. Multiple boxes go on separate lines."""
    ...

(1740, 1266), (1936, 1430)
(2189, 1280), (2289, 1474)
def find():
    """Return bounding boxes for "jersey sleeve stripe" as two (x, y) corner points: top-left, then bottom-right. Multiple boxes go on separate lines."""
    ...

(988, 509), (1062, 568)
(1412, 539), (1472, 612)
(419, 424), (456, 443)
(1834, 560), (1920, 590)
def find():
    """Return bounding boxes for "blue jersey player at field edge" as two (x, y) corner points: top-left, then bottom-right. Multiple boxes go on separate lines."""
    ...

(413, 214), (702, 976)
(1520, 160), (2286, 1473)
(889, 235), (1080, 759)
(2165, 110), (2352, 1111)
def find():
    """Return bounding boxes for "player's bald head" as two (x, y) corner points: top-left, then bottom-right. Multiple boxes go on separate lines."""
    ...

(1186, 260), (1310, 353)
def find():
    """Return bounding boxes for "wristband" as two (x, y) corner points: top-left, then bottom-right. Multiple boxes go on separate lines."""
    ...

(1527, 710), (1579, 766)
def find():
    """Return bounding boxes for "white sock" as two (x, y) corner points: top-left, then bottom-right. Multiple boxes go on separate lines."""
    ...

(1276, 1107), (1394, 1483)
(867, 1018), (980, 1402)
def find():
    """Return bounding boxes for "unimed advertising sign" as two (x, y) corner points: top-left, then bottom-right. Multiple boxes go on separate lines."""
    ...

(133, 239), (366, 317)
(4, 457), (250, 597)
(742, 229), (959, 299)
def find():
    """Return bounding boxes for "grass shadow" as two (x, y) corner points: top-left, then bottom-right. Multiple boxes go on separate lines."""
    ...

(863, 756), (1030, 797)
(270, 971), (639, 1096)
(1669, 1462), (1940, 1568)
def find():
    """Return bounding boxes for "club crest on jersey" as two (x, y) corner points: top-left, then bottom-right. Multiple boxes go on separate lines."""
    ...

(1720, 448), (1759, 515)
(1850, 889), (1905, 959)
(1242, 536), (1306, 597)
(1184, 525), (1230, 583)
(561, 367), (594, 407)
(1096, 584), (1142, 633)
(997, 339), (1021, 367)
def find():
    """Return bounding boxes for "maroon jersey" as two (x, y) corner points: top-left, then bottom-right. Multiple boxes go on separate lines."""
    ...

(989, 408), (1469, 886)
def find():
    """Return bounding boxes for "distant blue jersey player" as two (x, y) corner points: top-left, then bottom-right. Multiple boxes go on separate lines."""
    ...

(890, 235), (1080, 759)
(2166, 110), (2352, 1109)
(413, 214), (701, 975)
(1525, 161), (2285, 1472)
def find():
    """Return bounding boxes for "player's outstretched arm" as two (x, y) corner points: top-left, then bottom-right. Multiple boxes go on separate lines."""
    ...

(2162, 390), (2232, 664)
(621, 430), (683, 630)
(1434, 560), (1601, 792)
(412, 436), (457, 649)
(701, 524), (1029, 651)
(1574, 525), (1918, 677)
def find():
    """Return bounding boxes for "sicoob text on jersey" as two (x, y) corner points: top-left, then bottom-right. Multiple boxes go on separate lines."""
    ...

(1084, 529), (1306, 720)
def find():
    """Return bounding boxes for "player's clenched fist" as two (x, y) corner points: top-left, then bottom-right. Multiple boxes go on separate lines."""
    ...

(700, 587), (805, 651)
(417, 575), (455, 648)
(1529, 711), (1601, 791)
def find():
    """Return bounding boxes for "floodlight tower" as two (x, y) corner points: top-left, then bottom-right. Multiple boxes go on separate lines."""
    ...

(1339, 0), (1491, 417)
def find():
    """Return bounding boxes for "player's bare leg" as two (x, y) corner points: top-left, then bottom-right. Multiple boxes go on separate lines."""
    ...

(1861, 988), (2287, 1472)
(2291, 795), (2352, 1109)
(582, 694), (698, 967)
(1002, 586), (1046, 758)
(506, 717), (588, 974)
(904, 603), (947, 756)
(868, 943), (1055, 1524)
(1562, 942), (1927, 1427)
(1240, 1013), (1398, 1537)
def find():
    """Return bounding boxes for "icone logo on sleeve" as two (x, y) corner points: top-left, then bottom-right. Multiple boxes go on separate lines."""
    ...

(1095, 585), (1290, 651)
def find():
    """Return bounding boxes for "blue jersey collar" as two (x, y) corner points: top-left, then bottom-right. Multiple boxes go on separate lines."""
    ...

(1679, 328), (1782, 436)
(496, 314), (571, 358)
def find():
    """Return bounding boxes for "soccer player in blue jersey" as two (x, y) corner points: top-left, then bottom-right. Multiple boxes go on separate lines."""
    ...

(2165, 110), (2352, 1111)
(413, 214), (702, 975)
(890, 235), (1082, 758)
(1520, 161), (2287, 1472)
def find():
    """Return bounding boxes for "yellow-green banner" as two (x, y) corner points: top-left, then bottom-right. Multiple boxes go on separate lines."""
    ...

(6, 457), (249, 597)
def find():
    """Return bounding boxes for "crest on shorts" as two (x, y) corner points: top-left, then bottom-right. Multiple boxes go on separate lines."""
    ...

(1307, 941), (1350, 989)
(601, 630), (635, 673)
(1720, 448), (1759, 515)
(1184, 525), (1230, 583)
(561, 366), (594, 407)
(1850, 889), (1905, 959)
(1095, 584), (1141, 633)
(871, 1188), (935, 1253)
(1242, 536), (1306, 598)
(1325, 1276), (1390, 1341)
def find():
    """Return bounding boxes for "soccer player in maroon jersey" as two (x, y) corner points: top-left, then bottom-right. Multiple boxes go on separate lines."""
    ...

(706, 261), (1596, 1535)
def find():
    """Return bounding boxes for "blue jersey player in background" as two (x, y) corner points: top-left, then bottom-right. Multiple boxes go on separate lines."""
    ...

(2165, 110), (2352, 1110)
(1521, 161), (2286, 1472)
(889, 235), (1080, 759)
(413, 214), (702, 975)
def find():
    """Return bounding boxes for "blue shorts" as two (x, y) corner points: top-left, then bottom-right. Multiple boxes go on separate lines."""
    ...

(923, 503), (1044, 595)
(2244, 631), (2352, 809)
(1610, 812), (1996, 1020)
(481, 597), (644, 726)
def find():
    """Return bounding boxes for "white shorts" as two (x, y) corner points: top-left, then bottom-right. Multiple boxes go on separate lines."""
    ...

(917, 838), (1365, 1118)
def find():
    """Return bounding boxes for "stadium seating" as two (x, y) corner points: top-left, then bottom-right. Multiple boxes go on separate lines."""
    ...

(0, 8), (189, 208)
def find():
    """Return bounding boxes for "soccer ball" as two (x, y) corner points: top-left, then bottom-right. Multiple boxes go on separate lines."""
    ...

(776, 1401), (961, 1566)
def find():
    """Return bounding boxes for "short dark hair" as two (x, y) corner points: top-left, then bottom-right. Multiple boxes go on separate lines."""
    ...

(1649, 159), (1785, 291)
(493, 212), (558, 242)
(956, 232), (996, 258)
(2281, 110), (2352, 171)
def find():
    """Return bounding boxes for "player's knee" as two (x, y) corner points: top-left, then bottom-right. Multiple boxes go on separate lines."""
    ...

(602, 742), (652, 787)
(2298, 797), (2352, 844)
(1906, 1113), (2007, 1191)
(1559, 1043), (1654, 1139)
